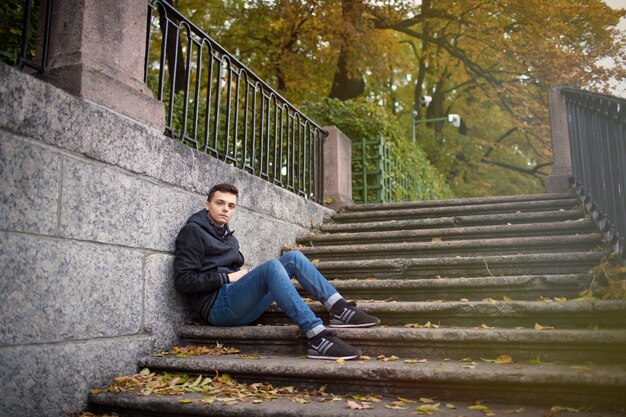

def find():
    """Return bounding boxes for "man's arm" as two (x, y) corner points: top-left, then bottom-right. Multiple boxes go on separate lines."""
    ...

(173, 225), (230, 294)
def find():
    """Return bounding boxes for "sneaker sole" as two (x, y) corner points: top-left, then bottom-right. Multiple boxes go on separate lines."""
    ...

(328, 321), (380, 328)
(306, 354), (360, 360)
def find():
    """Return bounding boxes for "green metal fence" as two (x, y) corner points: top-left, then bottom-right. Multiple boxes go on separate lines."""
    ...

(353, 137), (425, 204)
(351, 137), (436, 204)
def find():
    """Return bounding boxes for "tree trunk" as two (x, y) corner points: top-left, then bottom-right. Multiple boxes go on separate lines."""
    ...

(328, 0), (365, 100)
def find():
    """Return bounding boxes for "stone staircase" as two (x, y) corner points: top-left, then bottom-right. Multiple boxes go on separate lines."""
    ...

(88, 193), (626, 416)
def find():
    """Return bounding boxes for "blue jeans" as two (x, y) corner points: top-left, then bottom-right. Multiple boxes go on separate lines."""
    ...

(206, 250), (341, 338)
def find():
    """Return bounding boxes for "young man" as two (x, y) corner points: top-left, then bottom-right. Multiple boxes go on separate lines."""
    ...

(174, 183), (380, 360)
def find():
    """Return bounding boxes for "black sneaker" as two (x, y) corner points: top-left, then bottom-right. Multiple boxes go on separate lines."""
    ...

(307, 331), (362, 360)
(329, 305), (381, 328)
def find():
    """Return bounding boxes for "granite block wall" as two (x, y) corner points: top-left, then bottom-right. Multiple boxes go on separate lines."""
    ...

(0, 63), (332, 416)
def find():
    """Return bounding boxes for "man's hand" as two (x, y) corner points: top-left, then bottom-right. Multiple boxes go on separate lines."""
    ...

(228, 269), (249, 282)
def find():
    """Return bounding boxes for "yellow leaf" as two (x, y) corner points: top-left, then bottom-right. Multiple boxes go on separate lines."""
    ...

(495, 354), (514, 364)
(404, 359), (427, 364)
(397, 396), (416, 403)
(468, 404), (491, 410)
(503, 295), (512, 301)
(419, 397), (435, 403)
(336, 359), (345, 364)
(415, 403), (440, 414)
(535, 323), (555, 330)
(311, 259), (320, 264)
(446, 403), (456, 409)
(431, 237), (443, 243)
(546, 406), (581, 417)
(347, 400), (372, 410)
(178, 399), (193, 404)
(386, 404), (409, 410)
(220, 374), (234, 384)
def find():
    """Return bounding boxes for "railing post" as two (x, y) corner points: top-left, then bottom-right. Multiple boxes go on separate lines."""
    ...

(545, 85), (574, 193)
(38, 0), (164, 130)
(323, 126), (354, 210)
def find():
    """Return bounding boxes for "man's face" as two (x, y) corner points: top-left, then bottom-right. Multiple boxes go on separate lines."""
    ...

(205, 191), (237, 227)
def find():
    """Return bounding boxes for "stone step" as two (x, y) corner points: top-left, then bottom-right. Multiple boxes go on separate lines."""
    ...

(257, 300), (626, 329)
(319, 210), (586, 233)
(295, 274), (592, 301)
(331, 199), (581, 223)
(344, 192), (578, 212)
(300, 221), (596, 246)
(126, 354), (626, 407)
(314, 252), (606, 279)
(294, 234), (603, 260)
(88, 390), (626, 417)
(179, 325), (626, 364)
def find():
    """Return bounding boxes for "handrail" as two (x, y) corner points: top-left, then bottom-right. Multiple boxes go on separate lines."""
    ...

(15, 0), (52, 73)
(561, 88), (625, 256)
(144, 0), (326, 201)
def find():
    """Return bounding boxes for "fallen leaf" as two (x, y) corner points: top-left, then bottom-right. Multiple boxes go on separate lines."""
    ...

(415, 403), (440, 414)
(469, 404), (492, 411)
(546, 405), (581, 417)
(503, 295), (512, 301)
(432, 237), (443, 243)
(398, 396), (416, 403)
(495, 354), (515, 364)
(535, 323), (555, 331)
(336, 359), (345, 364)
(178, 399), (194, 404)
(419, 397), (435, 403)
(503, 406), (525, 413)
(347, 400), (372, 410)
(445, 403), (456, 409)
(404, 359), (428, 364)
(386, 404), (409, 410)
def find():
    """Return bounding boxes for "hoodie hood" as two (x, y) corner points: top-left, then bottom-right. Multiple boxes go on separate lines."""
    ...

(187, 209), (234, 241)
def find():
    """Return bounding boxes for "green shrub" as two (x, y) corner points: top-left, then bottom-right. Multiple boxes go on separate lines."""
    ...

(303, 98), (453, 202)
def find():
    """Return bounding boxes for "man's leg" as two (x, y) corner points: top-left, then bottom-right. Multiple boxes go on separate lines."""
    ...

(208, 259), (324, 337)
(279, 250), (380, 328)
(207, 258), (362, 360)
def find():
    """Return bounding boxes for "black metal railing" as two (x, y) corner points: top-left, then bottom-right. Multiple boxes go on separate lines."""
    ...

(13, 0), (51, 73)
(563, 88), (625, 257)
(145, 0), (325, 201)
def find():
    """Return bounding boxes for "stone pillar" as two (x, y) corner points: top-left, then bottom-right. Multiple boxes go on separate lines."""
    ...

(545, 85), (573, 193)
(322, 126), (354, 211)
(39, 0), (165, 130)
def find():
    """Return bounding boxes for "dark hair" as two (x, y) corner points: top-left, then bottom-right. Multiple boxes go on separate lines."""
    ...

(207, 183), (239, 202)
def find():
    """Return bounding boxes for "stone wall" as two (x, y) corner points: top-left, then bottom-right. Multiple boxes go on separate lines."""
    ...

(0, 63), (332, 416)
